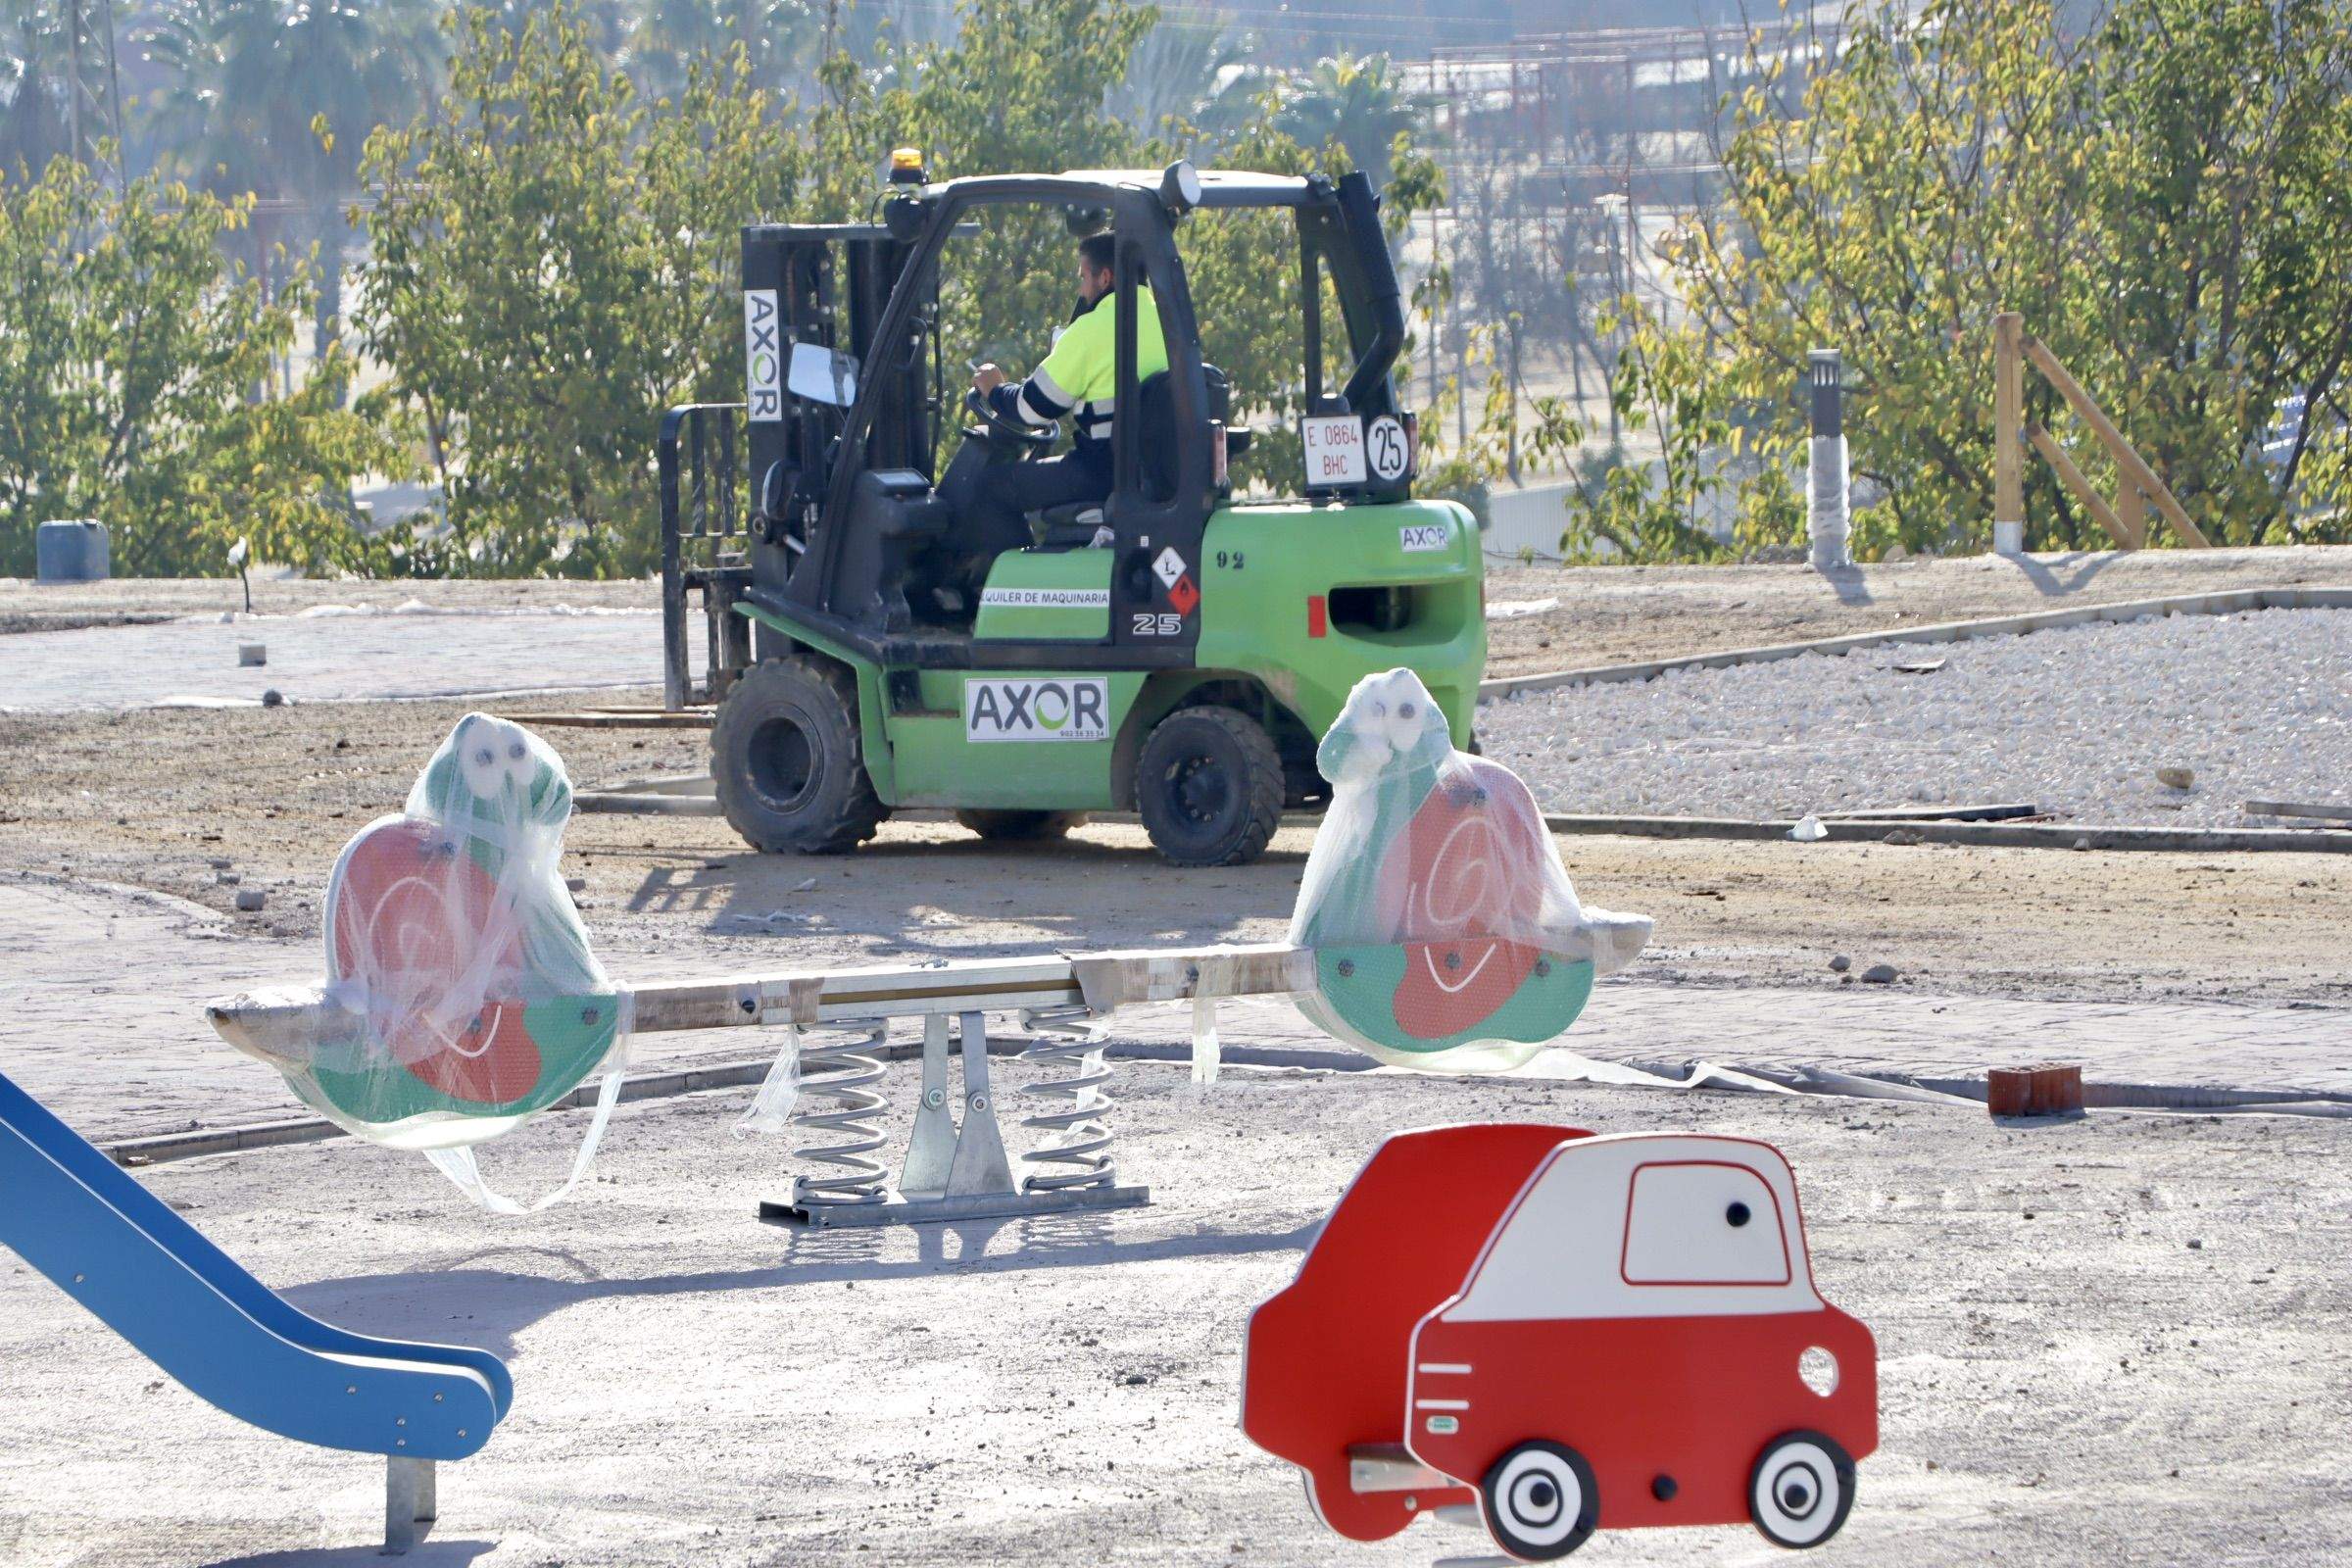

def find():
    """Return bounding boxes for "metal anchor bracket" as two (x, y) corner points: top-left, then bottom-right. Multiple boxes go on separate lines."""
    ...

(383, 1455), (437, 1555)
(899, 1013), (957, 1199)
(763, 1009), (1148, 1229)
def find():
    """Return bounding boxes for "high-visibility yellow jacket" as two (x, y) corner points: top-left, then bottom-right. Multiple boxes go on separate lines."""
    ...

(988, 286), (1169, 455)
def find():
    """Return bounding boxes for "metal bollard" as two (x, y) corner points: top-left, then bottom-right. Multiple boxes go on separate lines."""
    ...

(1806, 350), (1850, 570)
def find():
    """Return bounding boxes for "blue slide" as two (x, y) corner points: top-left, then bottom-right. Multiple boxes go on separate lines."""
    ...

(0, 1068), (510, 1464)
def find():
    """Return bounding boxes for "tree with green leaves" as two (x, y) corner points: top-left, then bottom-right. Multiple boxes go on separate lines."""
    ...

(1270, 53), (1432, 194)
(353, 0), (1476, 575)
(358, 1), (805, 575)
(1103, 10), (1268, 143)
(1574, 0), (2352, 561)
(0, 157), (398, 576)
(625, 0), (820, 103)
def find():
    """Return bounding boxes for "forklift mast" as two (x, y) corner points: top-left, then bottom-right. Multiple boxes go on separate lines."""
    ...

(741, 224), (940, 625)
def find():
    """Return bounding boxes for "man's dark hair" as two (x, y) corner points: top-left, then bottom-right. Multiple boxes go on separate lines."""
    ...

(1077, 232), (1117, 276)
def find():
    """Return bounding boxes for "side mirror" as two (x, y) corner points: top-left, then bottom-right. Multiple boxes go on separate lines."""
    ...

(788, 342), (858, 408)
(758, 461), (791, 524)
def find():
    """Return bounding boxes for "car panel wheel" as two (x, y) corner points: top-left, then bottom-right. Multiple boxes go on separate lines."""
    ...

(710, 656), (887, 855)
(1135, 706), (1284, 867)
(1749, 1430), (1855, 1548)
(1480, 1441), (1598, 1561)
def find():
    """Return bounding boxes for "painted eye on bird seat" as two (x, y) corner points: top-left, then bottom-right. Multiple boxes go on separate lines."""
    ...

(509, 742), (526, 760)
(1398, 701), (1416, 719)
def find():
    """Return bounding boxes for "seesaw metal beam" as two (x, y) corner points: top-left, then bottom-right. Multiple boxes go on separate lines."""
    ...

(207, 942), (1315, 1054)
(205, 944), (1313, 1231)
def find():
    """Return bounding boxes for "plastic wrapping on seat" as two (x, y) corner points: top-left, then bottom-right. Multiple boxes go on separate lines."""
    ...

(1290, 668), (1651, 1071)
(229, 714), (633, 1208)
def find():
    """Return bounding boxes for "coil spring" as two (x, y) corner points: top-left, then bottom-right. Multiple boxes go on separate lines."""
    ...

(1016, 1004), (1117, 1193)
(789, 1018), (890, 1206)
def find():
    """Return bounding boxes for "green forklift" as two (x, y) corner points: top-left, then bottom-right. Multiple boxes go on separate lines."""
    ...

(659, 154), (1486, 866)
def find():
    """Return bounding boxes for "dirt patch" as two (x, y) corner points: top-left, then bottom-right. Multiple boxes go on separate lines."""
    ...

(0, 611), (174, 636)
(0, 1068), (2343, 1566)
(5, 548), (2349, 1009)
(4, 715), (2348, 1015)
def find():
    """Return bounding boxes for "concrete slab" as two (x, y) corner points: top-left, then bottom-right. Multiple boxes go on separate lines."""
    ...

(0, 609), (675, 714)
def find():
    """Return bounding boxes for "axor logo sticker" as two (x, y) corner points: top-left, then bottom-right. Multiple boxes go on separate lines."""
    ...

(964, 677), (1109, 743)
(1398, 521), (1451, 553)
(744, 289), (783, 422)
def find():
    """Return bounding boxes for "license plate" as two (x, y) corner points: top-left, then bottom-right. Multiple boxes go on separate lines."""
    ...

(1301, 415), (1367, 487)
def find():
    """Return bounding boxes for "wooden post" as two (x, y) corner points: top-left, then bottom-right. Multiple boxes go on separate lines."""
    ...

(2026, 424), (2132, 549)
(1992, 312), (2025, 553)
(2021, 335), (2211, 548)
(2115, 482), (2146, 550)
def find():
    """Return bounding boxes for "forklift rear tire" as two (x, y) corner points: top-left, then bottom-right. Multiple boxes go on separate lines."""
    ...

(711, 657), (887, 855)
(953, 808), (1089, 841)
(1135, 706), (1284, 868)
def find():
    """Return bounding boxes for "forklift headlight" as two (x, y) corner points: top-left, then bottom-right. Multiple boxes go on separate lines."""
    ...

(1160, 160), (1202, 215)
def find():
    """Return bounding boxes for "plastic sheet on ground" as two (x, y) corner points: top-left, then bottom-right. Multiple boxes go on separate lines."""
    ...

(1290, 668), (1652, 1071)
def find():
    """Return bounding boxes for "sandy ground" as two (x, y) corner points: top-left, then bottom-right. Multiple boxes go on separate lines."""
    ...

(1, 1066), (2346, 1568)
(1486, 608), (2352, 825)
(6, 546), (2352, 1014)
(10, 869), (2345, 1150)
(4, 549), (2351, 1565)
(0, 608), (670, 714)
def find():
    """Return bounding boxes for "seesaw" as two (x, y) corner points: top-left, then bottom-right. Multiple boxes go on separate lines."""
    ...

(210, 937), (1592, 1227)
(203, 670), (1649, 1221)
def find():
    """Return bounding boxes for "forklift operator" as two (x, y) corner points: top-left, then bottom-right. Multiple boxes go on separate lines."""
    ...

(960, 233), (1168, 580)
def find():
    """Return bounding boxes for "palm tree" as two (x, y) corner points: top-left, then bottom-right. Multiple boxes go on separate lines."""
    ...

(3, 0), (128, 182)
(136, 0), (444, 360)
(1271, 52), (1433, 190)
(1, 3), (74, 179)
(1103, 11), (1268, 143)
(627, 0), (819, 103)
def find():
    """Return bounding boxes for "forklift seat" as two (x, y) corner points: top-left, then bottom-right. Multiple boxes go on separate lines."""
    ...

(1024, 362), (1232, 552)
(1035, 504), (1106, 550)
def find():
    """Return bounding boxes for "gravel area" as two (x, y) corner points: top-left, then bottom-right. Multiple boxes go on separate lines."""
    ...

(1484, 607), (2352, 826)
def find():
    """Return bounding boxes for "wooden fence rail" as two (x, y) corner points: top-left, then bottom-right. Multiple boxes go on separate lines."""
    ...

(1992, 311), (2209, 551)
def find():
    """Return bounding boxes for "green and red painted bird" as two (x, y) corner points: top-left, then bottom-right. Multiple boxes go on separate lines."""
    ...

(1291, 669), (1649, 1070)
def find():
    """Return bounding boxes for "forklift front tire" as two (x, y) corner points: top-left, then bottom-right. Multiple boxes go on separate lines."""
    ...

(953, 808), (1090, 842)
(1135, 706), (1285, 868)
(711, 657), (887, 855)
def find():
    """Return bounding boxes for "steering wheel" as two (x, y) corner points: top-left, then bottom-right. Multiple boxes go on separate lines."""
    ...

(963, 386), (1057, 455)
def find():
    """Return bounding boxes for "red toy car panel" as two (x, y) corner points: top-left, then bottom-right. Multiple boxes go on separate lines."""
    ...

(1240, 1123), (1591, 1542)
(1407, 1306), (1878, 1533)
(1401, 1133), (1879, 1551)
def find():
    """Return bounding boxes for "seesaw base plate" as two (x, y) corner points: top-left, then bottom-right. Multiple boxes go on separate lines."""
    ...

(760, 1184), (1151, 1229)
